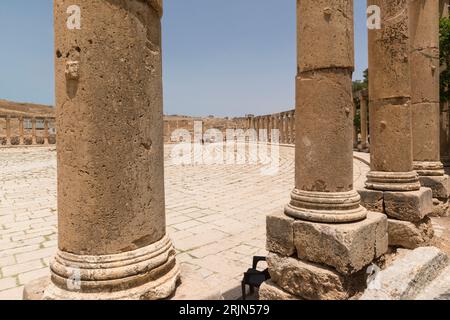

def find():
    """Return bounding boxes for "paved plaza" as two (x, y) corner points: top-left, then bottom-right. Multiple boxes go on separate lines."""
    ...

(0, 145), (398, 299)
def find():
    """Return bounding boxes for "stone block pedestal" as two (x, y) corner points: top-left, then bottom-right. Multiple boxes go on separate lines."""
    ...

(264, 211), (388, 300)
(359, 187), (435, 249)
(419, 175), (450, 217)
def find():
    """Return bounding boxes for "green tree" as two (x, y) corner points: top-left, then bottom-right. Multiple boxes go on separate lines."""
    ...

(440, 17), (450, 102)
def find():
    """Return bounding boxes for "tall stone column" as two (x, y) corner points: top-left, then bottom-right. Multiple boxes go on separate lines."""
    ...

(43, 118), (49, 145)
(5, 116), (11, 146)
(25, 0), (180, 300)
(31, 117), (37, 145)
(19, 117), (24, 145)
(360, 0), (434, 249)
(410, 0), (449, 217)
(280, 113), (286, 144)
(261, 0), (387, 301)
(353, 100), (357, 149)
(359, 91), (369, 151)
(290, 111), (296, 144)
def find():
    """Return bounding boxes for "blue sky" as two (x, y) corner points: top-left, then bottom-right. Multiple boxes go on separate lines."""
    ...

(0, 0), (368, 117)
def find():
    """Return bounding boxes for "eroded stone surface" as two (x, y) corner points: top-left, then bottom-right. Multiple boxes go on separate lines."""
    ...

(419, 176), (449, 200)
(388, 217), (435, 249)
(259, 280), (301, 301)
(268, 253), (366, 300)
(293, 212), (388, 274)
(384, 188), (433, 222)
(359, 189), (384, 213)
(266, 212), (296, 257)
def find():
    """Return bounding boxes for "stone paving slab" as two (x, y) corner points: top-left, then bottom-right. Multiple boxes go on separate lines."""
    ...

(0, 146), (369, 300)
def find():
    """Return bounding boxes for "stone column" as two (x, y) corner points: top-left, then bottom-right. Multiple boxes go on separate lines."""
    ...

(31, 117), (37, 145)
(5, 116), (11, 146)
(360, 0), (434, 249)
(43, 118), (49, 145)
(290, 111), (295, 144)
(19, 117), (24, 145)
(353, 100), (358, 149)
(410, 0), (449, 217)
(359, 92), (369, 151)
(261, 0), (387, 301)
(25, 0), (179, 300)
(278, 114), (284, 144)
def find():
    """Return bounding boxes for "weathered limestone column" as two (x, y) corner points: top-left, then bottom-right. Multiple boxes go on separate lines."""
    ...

(353, 100), (358, 149)
(31, 117), (37, 145)
(261, 0), (387, 301)
(359, 91), (369, 151)
(268, 116), (272, 143)
(410, 0), (449, 217)
(5, 116), (11, 146)
(278, 114), (285, 144)
(289, 111), (295, 144)
(360, 0), (434, 249)
(25, 0), (180, 300)
(19, 117), (24, 145)
(43, 118), (49, 145)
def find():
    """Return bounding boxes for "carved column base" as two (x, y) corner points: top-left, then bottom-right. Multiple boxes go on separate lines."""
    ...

(285, 189), (367, 223)
(24, 236), (180, 300)
(365, 171), (421, 191)
(413, 161), (445, 177)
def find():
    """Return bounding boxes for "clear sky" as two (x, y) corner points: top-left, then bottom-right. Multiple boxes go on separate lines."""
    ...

(0, 0), (368, 117)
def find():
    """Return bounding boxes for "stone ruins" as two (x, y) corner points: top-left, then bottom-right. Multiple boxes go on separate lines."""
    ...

(1, 0), (450, 300)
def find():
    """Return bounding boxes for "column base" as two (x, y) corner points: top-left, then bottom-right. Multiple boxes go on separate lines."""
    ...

(265, 253), (367, 300)
(413, 161), (445, 177)
(285, 189), (367, 223)
(266, 209), (388, 299)
(419, 175), (450, 217)
(24, 235), (181, 300)
(24, 265), (180, 300)
(359, 188), (435, 248)
(365, 171), (421, 191)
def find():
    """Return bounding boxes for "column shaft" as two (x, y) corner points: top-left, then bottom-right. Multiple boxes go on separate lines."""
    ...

(31, 118), (37, 145)
(410, 0), (443, 176)
(6, 116), (11, 146)
(366, 0), (421, 191)
(285, 0), (366, 223)
(360, 93), (369, 149)
(19, 117), (24, 145)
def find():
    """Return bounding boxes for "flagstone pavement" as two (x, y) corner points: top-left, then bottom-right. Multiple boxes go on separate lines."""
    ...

(0, 145), (390, 299)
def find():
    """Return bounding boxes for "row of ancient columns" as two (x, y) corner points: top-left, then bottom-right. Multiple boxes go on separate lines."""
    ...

(248, 111), (296, 144)
(260, 0), (447, 300)
(0, 116), (53, 146)
(24, 0), (448, 300)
